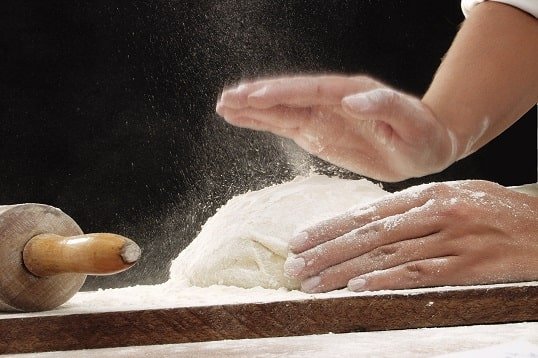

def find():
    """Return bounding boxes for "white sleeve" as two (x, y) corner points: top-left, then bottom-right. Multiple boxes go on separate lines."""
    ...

(461, 0), (538, 18)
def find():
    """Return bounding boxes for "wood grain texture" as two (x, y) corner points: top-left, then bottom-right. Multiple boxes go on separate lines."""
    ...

(3, 322), (538, 358)
(0, 204), (86, 312)
(23, 233), (141, 277)
(1, 284), (537, 354)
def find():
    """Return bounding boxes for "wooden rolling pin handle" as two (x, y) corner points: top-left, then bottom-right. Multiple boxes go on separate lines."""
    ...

(22, 233), (141, 277)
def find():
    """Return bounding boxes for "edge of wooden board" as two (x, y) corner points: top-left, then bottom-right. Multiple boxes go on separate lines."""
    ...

(1, 285), (537, 354)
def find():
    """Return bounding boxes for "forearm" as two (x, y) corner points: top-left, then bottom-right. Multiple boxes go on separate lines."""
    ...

(422, 2), (538, 160)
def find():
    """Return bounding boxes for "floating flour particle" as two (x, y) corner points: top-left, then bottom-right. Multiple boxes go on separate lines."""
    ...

(170, 174), (389, 290)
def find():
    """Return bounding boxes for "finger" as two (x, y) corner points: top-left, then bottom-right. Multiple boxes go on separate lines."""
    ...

(285, 201), (443, 280)
(218, 81), (267, 109)
(347, 257), (460, 292)
(219, 115), (299, 139)
(218, 77), (309, 110)
(246, 75), (382, 109)
(297, 233), (456, 293)
(217, 105), (312, 130)
(290, 185), (439, 253)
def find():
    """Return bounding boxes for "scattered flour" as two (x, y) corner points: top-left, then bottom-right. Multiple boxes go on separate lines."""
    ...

(2, 281), (537, 318)
(169, 174), (389, 290)
(470, 191), (486, 199)
(3, 175), (535, 317)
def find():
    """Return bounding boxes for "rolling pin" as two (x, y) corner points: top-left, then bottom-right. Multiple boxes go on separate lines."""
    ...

(0, 203), (141, 312)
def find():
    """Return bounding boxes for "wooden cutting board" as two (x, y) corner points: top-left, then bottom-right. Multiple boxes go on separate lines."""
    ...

(1, 283), (537, 354)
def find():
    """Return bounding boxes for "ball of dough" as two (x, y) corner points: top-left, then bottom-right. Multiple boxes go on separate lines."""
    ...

(170, 175), (389, 290)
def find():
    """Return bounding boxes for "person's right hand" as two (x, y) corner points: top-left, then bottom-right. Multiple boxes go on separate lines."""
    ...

(216, 75), (460, 182)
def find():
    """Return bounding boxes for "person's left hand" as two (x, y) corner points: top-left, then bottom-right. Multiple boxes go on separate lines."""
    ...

(283, 180), (538, 293)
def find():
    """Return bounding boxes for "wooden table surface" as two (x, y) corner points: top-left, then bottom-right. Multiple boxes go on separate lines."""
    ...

(1, 282), (537, 355)
(2, 322), (537, 357)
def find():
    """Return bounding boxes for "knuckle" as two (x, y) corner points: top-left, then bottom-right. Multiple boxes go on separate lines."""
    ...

(313, 81), (325, 98)
(424, 182), (453, 197)
(404, 262), (426, 281)
(304, 106), (317, 125)
(363, 221), (384, 235)
(440, 200), (471, 220)
(369, 243), (399, 259)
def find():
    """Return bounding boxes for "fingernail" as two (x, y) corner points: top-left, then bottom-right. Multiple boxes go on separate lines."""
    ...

(301, 276), (321, 292)
(289, 232), (308, 249)
(248, 86), (268, 98)
(342, 94), (372, 111)
(284, 256), (305, 276)
(348, 277), (367, 291)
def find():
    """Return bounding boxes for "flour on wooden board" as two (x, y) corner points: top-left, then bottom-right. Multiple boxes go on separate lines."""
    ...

(169, 174), (389, 290)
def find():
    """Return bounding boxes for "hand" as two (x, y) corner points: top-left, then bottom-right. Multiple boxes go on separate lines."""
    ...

(283, 180), (538, 293)
(216, 75), (459, 182)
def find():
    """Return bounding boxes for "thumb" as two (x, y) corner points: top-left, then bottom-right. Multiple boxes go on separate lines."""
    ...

(342, 88), (431, 137)
(341, 88), (403, 116)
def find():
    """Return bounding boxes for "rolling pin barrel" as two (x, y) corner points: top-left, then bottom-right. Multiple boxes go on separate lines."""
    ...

(0, 204), (141, 312)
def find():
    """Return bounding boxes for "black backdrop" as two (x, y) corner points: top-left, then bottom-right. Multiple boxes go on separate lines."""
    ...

(1, 1), (536, 290)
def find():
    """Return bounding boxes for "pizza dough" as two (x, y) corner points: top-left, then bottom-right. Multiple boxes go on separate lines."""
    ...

(170, 174), (389, 290)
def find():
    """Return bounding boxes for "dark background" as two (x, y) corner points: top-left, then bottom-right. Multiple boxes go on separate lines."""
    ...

(1, 1), (536, 290)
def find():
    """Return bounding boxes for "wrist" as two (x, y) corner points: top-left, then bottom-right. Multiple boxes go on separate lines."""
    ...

(421, 93), (483, 163)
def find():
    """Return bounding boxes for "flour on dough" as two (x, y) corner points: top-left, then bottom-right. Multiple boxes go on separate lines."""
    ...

(170, 174), (389, 290)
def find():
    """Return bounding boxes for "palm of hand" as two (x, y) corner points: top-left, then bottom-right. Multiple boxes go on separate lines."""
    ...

(287, 104), (383, 176)
(216, 75), (455, 181)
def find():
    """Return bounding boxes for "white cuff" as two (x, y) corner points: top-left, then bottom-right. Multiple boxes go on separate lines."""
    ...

(461, 0), (538, 18)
